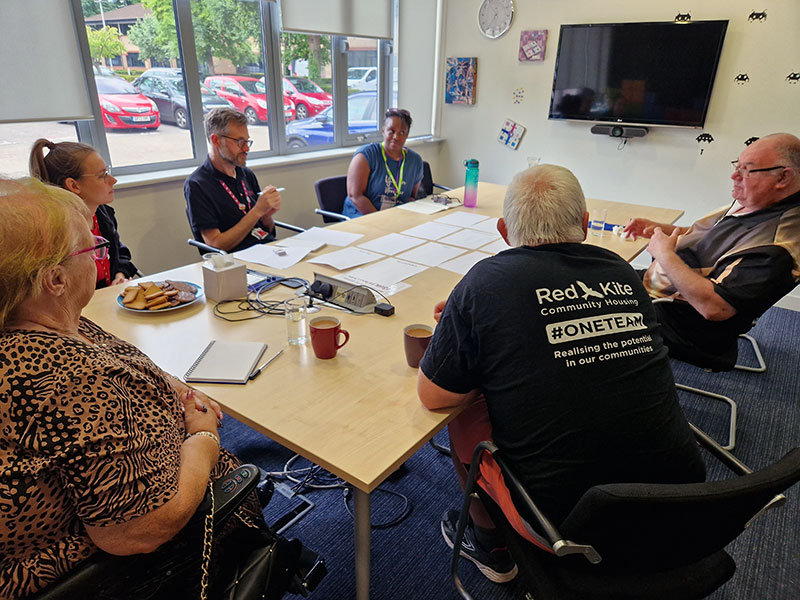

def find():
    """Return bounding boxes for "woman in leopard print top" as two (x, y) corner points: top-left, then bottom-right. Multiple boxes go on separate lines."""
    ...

(0, 178), (246, 598)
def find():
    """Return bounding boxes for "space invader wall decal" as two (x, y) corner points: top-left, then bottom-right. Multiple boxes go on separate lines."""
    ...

(498, 119), (526, 150)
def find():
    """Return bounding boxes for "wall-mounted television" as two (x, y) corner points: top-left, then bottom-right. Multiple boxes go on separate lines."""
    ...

(548, 20), (728, 128)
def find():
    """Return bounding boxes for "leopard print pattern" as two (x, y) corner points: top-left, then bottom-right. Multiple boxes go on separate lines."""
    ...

(0, 317), (240, 598)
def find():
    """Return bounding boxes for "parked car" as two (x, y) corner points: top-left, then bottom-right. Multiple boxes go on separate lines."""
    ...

(280, 76), (332, 120)
(285, 91), (377, 148)
(204, 75), (295, 124)
(133, 70), (233, 129)
(95, 76), (160, 130)
(92, 64), (119, 78)
(347, 66), (377, 91)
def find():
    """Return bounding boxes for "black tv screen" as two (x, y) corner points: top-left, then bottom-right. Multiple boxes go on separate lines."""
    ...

(548, 20), (728, 128)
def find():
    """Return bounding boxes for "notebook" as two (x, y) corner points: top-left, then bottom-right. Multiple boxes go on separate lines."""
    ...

(185, 340), (268, 384)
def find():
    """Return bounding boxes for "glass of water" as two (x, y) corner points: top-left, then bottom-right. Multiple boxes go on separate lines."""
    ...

(285, 297), (308, 345)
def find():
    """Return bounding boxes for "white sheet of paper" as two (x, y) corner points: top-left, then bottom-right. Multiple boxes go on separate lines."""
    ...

(290, 226), (363, 247)
(233, 245), (311, 269)
(481, 237), (513, 254)
(465, 217), (500, 233)
(344, 257), (428, 288)
(358, 233), (426, 255)
(401, 221), (461, 240)
(396, 199), (449, 214)
(434, 211), (491, 227)
(307, 247), (383, 270)
(438, 251), (491, 275)
(274, 237), (327, 251)
(396, 242), (466, 267)
(438, 229), (500, 249)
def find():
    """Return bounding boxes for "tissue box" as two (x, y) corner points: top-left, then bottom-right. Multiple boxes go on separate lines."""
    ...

(202, 262), (247, 302)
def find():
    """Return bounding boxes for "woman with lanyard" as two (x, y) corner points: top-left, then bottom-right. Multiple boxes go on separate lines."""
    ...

(342, 108), (424, 218)
(29, 139), (137, 288)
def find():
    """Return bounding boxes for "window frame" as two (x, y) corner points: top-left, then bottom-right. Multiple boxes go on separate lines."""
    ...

(71, 0), (398, 175)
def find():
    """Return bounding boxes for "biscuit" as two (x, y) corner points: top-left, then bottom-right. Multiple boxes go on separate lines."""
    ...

(148, 300), (171, 311)
(122, 288), (140, 305)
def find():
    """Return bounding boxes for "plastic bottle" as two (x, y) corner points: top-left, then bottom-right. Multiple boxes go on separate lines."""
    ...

(463, 159), (479, 208)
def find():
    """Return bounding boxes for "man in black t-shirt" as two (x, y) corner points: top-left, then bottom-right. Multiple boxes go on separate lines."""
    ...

(185, 108), (282, 254)
(623, 133), (800, 367)
(419, 165), (705, 584)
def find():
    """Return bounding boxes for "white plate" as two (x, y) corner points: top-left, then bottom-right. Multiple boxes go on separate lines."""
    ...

(117, 281), (204, 313)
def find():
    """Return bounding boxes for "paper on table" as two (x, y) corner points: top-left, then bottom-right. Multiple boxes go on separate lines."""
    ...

(438, 251), (492, 275)
(290, 226), (364, 247)
(396, 199), (449, 214)
(233, 245), (311, 269)
(481, 237), (512, 255)
(344, 257), (428, 288)
(438, 228), (500, 249)
(396, 241), (466, 267)
(307, 247), (383, 270)
(274, 237), (326, 251)
(465, 217), (500, 233)
(401, 221), (461, 240)
(358, 233), (426, 255)
(434, 211), (491, 227)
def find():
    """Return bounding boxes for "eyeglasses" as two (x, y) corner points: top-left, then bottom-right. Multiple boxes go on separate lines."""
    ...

(219, 134), (254, 149)
(731, 160), (786, 178)
(80, 166), (112, 182)
(68, 235), (110, 260)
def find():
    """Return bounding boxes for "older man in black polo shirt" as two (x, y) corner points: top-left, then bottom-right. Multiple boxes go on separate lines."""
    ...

(184, 108), (282, 253)
(624, 133), (800, 365)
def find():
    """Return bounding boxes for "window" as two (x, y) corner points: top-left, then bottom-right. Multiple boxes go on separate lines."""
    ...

(1, 0), (402, 177)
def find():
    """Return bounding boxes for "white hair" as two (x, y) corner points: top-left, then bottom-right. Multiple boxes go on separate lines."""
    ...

(503, 164), (586, 247)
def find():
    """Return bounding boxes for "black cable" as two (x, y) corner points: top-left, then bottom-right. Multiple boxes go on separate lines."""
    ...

(342, 485), (412, 529)
(211, 277), (310, 321)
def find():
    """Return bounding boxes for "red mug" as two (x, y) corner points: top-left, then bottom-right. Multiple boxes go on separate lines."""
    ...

(309, 317), (350, 359)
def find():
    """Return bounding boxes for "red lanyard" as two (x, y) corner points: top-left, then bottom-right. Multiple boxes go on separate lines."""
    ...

(91, 214), (110, 286)
(219, 177), (254, 214)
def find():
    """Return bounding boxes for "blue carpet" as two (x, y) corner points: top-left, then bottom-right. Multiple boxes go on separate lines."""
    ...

(221, 305), (800, 599)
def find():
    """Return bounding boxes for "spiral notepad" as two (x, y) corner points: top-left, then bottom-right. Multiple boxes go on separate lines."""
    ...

(184, 340), (268, 384)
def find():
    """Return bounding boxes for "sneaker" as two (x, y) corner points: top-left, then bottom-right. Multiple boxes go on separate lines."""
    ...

(441, 509), (518, 583)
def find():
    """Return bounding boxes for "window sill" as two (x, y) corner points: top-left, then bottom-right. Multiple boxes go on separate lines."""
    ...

(113, 136), (444, 191)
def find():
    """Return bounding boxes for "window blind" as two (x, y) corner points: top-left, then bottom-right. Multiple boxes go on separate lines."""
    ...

(279, 0), (392, 39)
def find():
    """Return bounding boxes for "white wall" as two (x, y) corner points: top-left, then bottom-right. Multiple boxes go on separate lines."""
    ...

(437, 0), (800, 308)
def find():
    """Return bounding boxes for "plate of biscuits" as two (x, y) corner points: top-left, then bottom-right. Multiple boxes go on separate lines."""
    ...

(117, 280), (203, 312)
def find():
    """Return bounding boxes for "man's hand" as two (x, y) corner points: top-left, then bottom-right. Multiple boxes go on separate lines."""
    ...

(623, 218), (658, 240)
(255, 186), (281, 218)
(647, 226), (681, 262)
(433, 300), (446, 323)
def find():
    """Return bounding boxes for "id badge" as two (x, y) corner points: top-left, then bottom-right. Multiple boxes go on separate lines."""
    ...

(379, 195), (397, 211)
(250, 227), (271, 240)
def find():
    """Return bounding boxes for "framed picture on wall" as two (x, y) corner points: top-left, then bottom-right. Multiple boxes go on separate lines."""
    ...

(445, 57), (478, 104)
(519, 30), (547, 61)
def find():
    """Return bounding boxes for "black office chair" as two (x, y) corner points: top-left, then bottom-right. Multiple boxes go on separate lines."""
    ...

(33, 465), (326, 600)
(450, 429), (800, 600)
(420, 161), (453, 198)
(313, 175), (350, 223)
(653, 298), (768, 450)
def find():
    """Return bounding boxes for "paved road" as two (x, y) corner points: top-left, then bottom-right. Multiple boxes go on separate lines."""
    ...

(0, 121), (271, 178)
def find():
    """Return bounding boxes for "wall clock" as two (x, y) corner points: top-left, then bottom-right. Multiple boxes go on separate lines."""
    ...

(478, 0), (515, 39)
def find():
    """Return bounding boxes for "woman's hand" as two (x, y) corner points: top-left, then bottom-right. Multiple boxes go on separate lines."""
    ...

(181, 388), (221, 436)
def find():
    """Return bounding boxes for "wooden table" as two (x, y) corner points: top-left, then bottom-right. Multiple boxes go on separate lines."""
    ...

(82, 182), (682, 599)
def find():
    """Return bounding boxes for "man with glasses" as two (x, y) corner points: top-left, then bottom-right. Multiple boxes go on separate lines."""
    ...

(185, 108), (282, 253)
(623, 133), (800, 363)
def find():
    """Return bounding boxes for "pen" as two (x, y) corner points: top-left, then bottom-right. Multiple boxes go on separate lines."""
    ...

(249, 348), (284, 380)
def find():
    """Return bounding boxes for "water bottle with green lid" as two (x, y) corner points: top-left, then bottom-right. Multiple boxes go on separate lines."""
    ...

(463, 159), (479, 208)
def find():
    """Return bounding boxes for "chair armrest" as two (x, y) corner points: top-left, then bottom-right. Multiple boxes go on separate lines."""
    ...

(433, 183), (453, 192)
(314, 208), (350, 221)
(690, 423), (753, 476)
(212, 464), (261, 525)
(274, 220), (305, 233)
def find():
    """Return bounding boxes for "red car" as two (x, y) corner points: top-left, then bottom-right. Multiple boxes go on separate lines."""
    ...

(95, 76), (160, 130)
(204, 75), (295, 124)
(280, 77), (332, 120)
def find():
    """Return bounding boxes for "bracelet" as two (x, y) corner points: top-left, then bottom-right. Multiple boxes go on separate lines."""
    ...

(185, 430), (220, 447)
